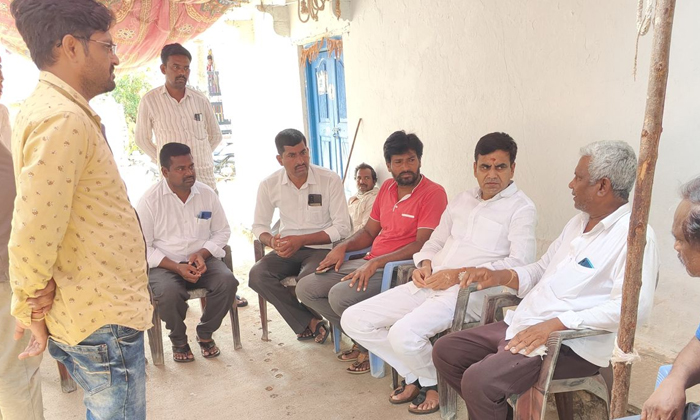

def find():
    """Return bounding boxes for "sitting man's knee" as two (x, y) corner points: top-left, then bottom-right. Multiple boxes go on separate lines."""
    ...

(339, 305), (362, 334)
(328, 283), (353, 315)
(387, 321), (422, 354)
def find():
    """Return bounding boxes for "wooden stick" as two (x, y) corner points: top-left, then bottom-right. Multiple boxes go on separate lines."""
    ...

(610, 0), (677, 417)
(342, 118), (363, 182)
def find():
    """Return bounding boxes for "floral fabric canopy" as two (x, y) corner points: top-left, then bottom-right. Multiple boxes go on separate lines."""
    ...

(0, 0), (245, 71)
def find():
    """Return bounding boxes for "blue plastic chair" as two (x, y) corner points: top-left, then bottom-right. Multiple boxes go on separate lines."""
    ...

(367, 258), (414, 378)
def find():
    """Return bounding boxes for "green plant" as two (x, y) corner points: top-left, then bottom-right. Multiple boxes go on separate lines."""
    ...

(109, 72), (152, 156)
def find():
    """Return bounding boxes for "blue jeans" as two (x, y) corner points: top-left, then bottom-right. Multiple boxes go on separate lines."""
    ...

(48, 325), (146, 420)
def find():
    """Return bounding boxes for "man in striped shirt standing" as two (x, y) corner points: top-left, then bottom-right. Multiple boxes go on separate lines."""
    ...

(136, 43), (222, 190)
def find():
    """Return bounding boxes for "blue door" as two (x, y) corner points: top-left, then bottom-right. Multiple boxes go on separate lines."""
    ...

(305, 38), (349, 178)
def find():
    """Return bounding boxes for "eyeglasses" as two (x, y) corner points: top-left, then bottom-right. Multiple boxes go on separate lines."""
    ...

(68, 36), (118, 55)
(88, 39), (118, 56)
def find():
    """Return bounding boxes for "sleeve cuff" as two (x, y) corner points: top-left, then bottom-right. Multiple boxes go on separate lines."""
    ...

(413, 251), (435, 268)
(147, 249), (166, 269)
(252, 226), (270, 240)
(512, 267), (531, 297)
(557, 311), (583, 329)
(203, 241), (225, 259)
(324, 226), (340, 243)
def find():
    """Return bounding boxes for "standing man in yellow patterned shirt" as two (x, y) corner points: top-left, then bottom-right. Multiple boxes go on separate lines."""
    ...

(9, 1), (152, 419)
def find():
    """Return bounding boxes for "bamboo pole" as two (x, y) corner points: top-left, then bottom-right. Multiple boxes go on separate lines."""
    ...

(610, 0), (677, 417)
(342, 118), (363, 183)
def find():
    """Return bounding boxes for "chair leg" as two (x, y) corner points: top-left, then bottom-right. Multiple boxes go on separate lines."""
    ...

(230, 300), (242, 350)
(555, 392), (574, 420)
(369, 352), (385, 378)
(57, 361), (77, 393)
(391, 367), (399, 390)
(259, 295), (270, 342)
(332, 325), (342, 353)
(514, 387), (547, 420)
(200, 297), (207, 310)
(438, 371), (456, 420)
(148, 299), (165, 366)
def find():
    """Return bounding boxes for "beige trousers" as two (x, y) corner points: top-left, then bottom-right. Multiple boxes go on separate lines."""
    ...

(0, 282), (44, 420)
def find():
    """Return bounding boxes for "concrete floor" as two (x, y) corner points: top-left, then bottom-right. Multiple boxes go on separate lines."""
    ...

(35, 242), (700, 420)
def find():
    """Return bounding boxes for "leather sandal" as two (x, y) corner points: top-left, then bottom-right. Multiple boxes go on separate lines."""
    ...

(313, 321), (330, 344)
(346, 351), (370, 374)
(196, 338), (220, 358)
(408, 385), (440, 415)
(172, 344), (195, 363)
(389, 379), (421, 404)
(337, 344), (361, 362)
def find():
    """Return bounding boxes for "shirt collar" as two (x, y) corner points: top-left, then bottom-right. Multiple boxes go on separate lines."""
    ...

(475, 181), (518, 201)
(389, 174), (425, 195)
(39, 71), (101, 124)
(160, 84), (190, 101)
(583, 202), (631, 233)
(159, 178), (200, 199)
(280, 165), (317, 188)
(357, 186), (379, 197)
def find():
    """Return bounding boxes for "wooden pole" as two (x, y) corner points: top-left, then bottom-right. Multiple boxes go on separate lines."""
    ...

(610, 0), (676, 418)
(342, 118), (363, 183)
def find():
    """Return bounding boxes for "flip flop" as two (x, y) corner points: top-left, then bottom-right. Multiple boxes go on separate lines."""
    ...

(297, 326), (315, 341)
(389, 379), (421, 404)
(196, 338), (221, 359)
(337, 344), (361, 362)
(408, 385), (440, 415)
(172, 344), (195, 363)
(313, 321), (330, 344)
(346, 352), (370, 374)
(235, 295), (248, 307)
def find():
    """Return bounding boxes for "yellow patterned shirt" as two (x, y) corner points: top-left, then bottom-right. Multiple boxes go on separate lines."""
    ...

(9, 72), (153, 346)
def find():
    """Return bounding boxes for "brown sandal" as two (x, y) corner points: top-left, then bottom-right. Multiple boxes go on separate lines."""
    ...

(346, 352), (370, 374)
(389, 379), (421, 404)
(196, 338), (220, 358)
(337, 345), (361, 362)
(172, 344), (195, 363)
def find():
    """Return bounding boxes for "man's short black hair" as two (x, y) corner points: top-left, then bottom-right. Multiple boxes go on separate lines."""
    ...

(474, 132), (518, 164)
(383, 131), (423, 163)
(355, 163), (377, 182)
(160, 142), (191, 169)
(161, 43), (192, 65)
(275, 129), (307, 155)
(11, 0), (114, 69)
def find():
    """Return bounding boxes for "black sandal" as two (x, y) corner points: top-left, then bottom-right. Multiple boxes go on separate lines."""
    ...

(172, 344), (195, 363)
(297, 326), (315, 341)
(313, 321), (330, 344)
(408, 385), (440, 415)
(389, 379), (421, 404)
(196, 338), (220, 358)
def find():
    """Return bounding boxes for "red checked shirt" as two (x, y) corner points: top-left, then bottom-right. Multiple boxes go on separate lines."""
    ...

(366, 175), (448, 259)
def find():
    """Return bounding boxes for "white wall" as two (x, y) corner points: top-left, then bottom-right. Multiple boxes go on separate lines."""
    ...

(289, 0), (700, 356)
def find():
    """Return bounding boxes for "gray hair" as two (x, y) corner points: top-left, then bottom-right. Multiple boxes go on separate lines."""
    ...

(680, 176), (700, 245)
(579, 141), (637, 201)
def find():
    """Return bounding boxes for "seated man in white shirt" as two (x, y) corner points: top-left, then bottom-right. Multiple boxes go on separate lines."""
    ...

(249, 129), (351, 343)
(341, 132), (537, 415)
(348, 163), (379, 233)
(137, 142), (238, 363)
(433, 141), (659, 420)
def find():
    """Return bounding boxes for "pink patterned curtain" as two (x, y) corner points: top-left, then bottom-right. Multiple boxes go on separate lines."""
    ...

(0, 0), (246, 71)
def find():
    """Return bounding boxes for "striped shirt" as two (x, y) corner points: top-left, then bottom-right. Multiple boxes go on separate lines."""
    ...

(135, 85), (222, 189)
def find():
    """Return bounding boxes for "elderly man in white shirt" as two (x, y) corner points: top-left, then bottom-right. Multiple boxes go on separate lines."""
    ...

(341, 133), (537, 415)
(348, 163), (379, 233)
(135, 43), (222, 190)
(249, 128), (351, 343)
(137, 142), (237, 363)
(433, 141), (659, 420)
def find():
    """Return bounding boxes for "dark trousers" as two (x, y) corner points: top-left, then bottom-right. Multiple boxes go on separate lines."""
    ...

(149, 258), (238, 346)
(248, 247), (329, 334)
(432, 321), (600, 420)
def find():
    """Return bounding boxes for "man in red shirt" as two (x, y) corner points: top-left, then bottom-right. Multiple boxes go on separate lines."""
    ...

(296, 131), (448, 373)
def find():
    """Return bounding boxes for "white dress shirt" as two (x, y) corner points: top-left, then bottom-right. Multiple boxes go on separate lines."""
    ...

(413, 182), (537, 274)
(135, 86), (222, 189)
(252, 164), (351, 249)
(507, 203), (659, 367)
(136, 179), (230, 268)
(348, 186), (379, 233)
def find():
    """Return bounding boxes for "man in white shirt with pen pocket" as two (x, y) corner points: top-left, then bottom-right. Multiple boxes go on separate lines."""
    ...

(137, 142), (237, 363)
(433, 141), (659, 420)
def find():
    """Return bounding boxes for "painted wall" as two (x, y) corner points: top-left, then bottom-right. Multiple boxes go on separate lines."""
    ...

(289, 0), (700, 356)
